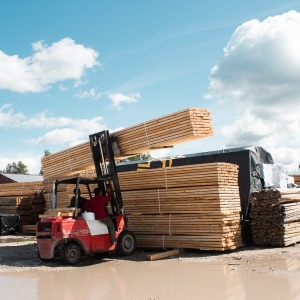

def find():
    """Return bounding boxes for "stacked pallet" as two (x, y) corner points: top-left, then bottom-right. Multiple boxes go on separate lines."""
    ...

(118, 162), (242, 251)
(42, 107), (214, 178)
(0, 181), (45, 232)
(250, 188), (300, 246)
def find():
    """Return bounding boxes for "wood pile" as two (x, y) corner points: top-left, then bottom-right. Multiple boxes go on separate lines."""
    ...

(0, 181), (45, 232)
(294, 175), (300, 185)
(119, 162), (242, 251)
(250, 188), (300, 246)
(43, 177), (96, 210)
(42, 107), (214, 178)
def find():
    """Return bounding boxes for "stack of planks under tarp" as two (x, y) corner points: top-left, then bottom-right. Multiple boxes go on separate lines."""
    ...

(0, 181), (45, 233)
(42, 107), (214, 179)
(119, 162), (243, 251)
(250, 188), (300, 246)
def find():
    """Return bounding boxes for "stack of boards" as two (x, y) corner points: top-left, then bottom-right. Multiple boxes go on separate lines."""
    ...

(39, 107), (244, 251)
(42, 162), (242, 251)
(119, 162), (242, 251)
(42, 107), (214, 178)
(250, 188), (300, 246)
(0, 181), (45, 233)
(294, 175), (300, 185)
(43, 177), (95, 211)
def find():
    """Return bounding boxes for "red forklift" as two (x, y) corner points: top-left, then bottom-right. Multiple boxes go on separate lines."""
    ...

(36, 130), (136, 264)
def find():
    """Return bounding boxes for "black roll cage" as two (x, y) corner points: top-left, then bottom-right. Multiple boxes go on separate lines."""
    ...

(52, 130), (124, 218)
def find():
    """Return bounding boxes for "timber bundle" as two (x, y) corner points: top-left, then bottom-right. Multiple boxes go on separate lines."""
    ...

(250, 188), (300, 246)
(42, 107), (214, 178)
(294, 175), (300, 185)
(43, 177), (94, 210)
(119, 162), (243, 251)
(0, 181), (45, 232)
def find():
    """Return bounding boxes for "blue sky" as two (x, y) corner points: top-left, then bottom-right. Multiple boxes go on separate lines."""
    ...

(1, 0), (300, 175)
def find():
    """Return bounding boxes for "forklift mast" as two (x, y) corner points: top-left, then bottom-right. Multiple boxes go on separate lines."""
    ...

(89, 130), (124, 215)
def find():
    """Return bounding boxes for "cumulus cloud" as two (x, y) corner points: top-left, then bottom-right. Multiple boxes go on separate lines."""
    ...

(27, 115), (107, 146)
(0, 154), (42, 175)
(0, 103), (107, 146)
(205, 10), (300, 164)
(75, 87), (102, 100)
(0, 38), (99, 93)
(108, 92), (140, 109)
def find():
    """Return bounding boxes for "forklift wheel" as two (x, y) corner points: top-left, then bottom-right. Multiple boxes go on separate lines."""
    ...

(62, 242), (82, 265)
(116, 230), (136, 256)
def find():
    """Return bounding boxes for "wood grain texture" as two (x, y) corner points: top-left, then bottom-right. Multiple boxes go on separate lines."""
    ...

(42, 107), (214, 178)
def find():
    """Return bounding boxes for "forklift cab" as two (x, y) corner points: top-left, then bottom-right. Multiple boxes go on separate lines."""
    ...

(52, 176), (121, 219)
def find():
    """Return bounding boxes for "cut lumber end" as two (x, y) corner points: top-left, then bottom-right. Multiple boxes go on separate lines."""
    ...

(146, 249), (180, 261)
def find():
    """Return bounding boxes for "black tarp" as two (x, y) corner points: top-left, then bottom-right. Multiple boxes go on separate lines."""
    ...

(116, 146), (274, 244)
(0, 213), (20, 235)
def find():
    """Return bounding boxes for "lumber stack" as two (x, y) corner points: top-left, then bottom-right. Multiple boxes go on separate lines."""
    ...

(43, 178), (94, 210)
(250, 188), (300, 246)
(119, 162), (242, 251)
(294, 175), (300, 185)
(42, 108), (214, 178)
(0, 181), (45, 231)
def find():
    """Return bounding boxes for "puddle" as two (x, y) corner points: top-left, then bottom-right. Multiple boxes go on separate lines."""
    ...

(1, 258), (300, 300)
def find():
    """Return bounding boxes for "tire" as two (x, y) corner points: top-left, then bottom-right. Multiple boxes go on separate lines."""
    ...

(62, 242), (82, 265)
(116, 230), (136, 256)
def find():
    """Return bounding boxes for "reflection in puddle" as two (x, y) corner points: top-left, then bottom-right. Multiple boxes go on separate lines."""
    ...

(0, 259), (300, 300)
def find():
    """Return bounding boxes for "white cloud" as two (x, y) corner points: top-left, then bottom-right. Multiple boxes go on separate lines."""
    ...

(28, 116), (107, 146)
(0, 103), (107, 147)
(108, 92), (140, 109)
(205, 10), (300, 165)
(0, 38), (99, 93)
(29, 128), (85, 145)
(0, 103), (26, 127)
(75, 87), (101, 100)
(0, 155), (41, 175)
(0, 104), (105, 130)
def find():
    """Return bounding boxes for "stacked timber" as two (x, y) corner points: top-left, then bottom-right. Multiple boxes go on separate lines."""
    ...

(42, 108), (214, 178)
(294, 175), (300, 185)
(0, 181), (45, 232)
(43, 178), (93, 210)
(118, 162), (242, 251)
(250, 188), (300, 246)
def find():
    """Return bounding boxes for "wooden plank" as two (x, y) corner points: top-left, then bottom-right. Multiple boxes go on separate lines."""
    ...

(146, 249), (180, 261)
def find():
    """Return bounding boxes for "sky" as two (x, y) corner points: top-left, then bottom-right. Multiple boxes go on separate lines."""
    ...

(1, 0), (300, 175)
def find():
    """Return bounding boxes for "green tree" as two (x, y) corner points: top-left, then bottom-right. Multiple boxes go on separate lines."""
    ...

(118, 153), (152, 163)
(39, 149), (51, 175)
(4, 161), (28, 174)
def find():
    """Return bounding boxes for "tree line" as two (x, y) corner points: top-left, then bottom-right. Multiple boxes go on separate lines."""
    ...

(1, 151), (152, 175)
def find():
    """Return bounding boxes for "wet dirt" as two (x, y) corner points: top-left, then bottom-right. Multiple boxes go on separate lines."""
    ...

(1, 236), (300, 300)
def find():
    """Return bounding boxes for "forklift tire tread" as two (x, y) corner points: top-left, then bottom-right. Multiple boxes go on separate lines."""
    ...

(62, 242), (82, 265)
(116, 230), (136, 256)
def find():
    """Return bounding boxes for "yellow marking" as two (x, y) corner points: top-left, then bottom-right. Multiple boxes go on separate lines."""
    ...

(158, 159), (173, 168)
(137, 161), (152, 171)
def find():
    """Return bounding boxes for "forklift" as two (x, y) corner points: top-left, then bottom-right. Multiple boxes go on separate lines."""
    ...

(36, 130), (136, 264)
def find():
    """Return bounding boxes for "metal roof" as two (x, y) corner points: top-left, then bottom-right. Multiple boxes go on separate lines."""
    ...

(1, 173), (43, 183)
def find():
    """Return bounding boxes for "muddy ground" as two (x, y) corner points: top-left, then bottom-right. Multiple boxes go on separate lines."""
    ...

(1, 235), (300, 299)
(1, 234), (300, 270)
